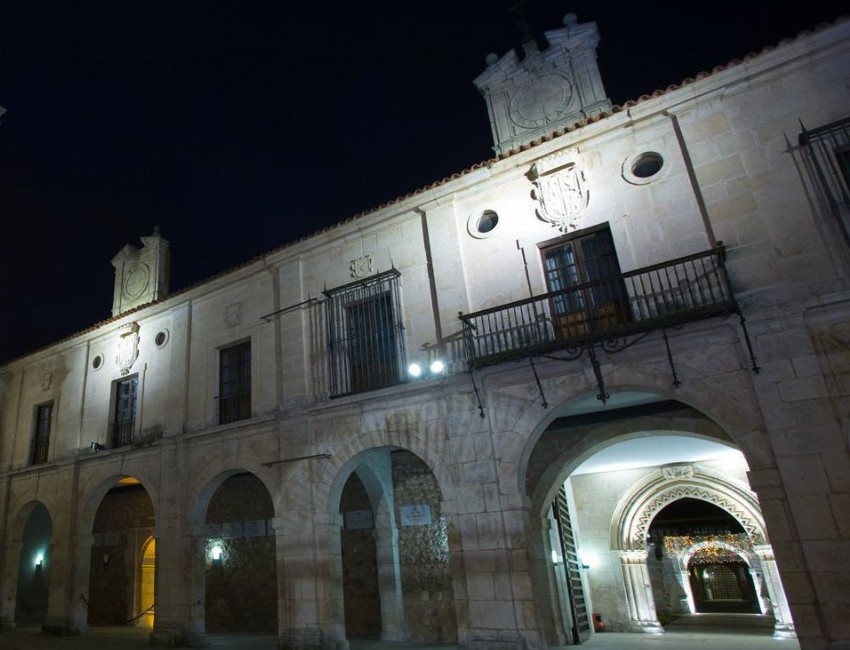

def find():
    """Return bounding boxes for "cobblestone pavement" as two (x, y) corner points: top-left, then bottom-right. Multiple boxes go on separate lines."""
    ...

(0, 616), (801, 650)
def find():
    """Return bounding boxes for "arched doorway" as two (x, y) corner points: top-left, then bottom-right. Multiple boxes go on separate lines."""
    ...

(648, 498), (760, 617)
(203, 472), (276, 633)
(138, 537), (156, 629)
(525, 394), (795, 643)
(340, 471), (382, 639)
(15, 503), (52, 627)
(87, 477), (155, 627)
(333, 447), (457, 645)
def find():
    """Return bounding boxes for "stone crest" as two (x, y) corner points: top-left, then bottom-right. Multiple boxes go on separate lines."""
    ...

(224, 303), (243, 328)
(529, 150), (588, 232)
(116, 322), (140, 376)
(350, 255), (373, 280)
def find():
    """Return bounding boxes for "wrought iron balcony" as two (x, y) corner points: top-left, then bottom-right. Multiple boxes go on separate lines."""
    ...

(459, 245), (743, 369)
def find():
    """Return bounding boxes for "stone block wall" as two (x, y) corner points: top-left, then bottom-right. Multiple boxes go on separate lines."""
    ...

(392, 451), (457, 642)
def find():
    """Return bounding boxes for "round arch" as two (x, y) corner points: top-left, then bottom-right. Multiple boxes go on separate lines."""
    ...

(610, 464), (768, 551)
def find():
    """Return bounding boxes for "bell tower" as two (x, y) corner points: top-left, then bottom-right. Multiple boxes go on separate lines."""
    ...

(474, 12), (611, 155)
(111, 227), (171, 316)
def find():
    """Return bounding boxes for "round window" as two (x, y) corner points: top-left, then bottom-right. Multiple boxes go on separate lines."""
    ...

(477, 210), (499, 233)
(467, 209), (501, 239)
(632, 152), (664, 178)
(622, 150), (669, 185)
(154, 329), (169, 348)
(92, 354), (104, 370)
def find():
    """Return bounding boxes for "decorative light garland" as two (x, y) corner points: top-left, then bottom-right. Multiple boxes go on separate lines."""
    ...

(663, 533), (752, 564)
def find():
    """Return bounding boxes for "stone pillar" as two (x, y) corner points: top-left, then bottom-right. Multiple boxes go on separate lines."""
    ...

(42, 525), (85, 635)
(149, 525), (205, 646)
(67, 534), (93, 632)
(454, 503), (542, 649)
(677, 567), (695, 614)
(0, 539), (22, 627)
(374, 519), (404, 641)
(277, 509), (337, 650)
(754, 545), (796, 639)
(618, 550), (663, 634)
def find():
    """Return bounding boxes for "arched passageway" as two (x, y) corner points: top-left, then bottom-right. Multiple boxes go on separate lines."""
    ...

(524, 394), (795, 644)
(86, 477), (155, 627)
(15, 503), (52, 626)
(138, 537), (156, 629)
(648, 498), (760, 617)
(334, 448), (458, 645)
(203, 472), (277, 633)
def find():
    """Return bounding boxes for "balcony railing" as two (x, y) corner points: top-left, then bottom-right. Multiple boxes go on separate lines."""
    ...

(459, 246), (738, 368)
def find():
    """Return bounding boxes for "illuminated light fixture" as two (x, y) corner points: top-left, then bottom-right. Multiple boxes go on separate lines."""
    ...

(35, 554), (44, 568)
(408, 359), (446, 380)
(579, 550), (595, 570)
(551, 550), (560, 564)
(210, 544), (223, 562)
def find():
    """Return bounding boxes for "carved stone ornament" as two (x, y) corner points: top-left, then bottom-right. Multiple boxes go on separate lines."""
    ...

(661, 463), (695, 480)
(224, 303), (243, 328)
(349, 255), (373, 280)
(42, 373), (53, 391)
(529, 150), (589, 232)
(116, 322), (140, 376)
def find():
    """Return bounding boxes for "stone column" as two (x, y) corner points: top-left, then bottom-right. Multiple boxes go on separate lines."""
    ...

(618, 550), (663, 634)
(754, 545), (796, 639)
(454, 503), (542, 649)
(149, 524), (206, 646)
(0, 539), (22, 627)
(374, 519), (404, 640)
(277, 508), (338, 650)
(67, 534), (93, 632)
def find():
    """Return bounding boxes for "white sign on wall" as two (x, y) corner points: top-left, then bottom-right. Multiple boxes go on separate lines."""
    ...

(400, 504), (432, 526)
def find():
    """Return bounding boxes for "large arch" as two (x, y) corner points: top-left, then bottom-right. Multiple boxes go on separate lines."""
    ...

(608, 464), (794, 638)
(84, 476), (156, 628)
(194, 469), (278, 634)
(510, 368), (784, 644)
(9, 502), (53, 628)
(323, 444), (458, 647)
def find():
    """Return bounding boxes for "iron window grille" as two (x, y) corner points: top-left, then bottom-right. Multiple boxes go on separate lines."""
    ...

(799, 117), (850, 252)
(324, 269), (406, 397)
(218, 340), (252, 424)
(31, 403), (52, 465)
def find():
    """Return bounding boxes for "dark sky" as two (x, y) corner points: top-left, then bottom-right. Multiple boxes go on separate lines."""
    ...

(0, 1), (844, 363)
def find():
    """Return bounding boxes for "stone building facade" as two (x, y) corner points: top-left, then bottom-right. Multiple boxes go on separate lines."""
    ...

(0, 12), (848, 650)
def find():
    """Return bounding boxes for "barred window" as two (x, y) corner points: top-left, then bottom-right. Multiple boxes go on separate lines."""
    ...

(219, 340), (252, 424)
(799, 117), (850, 251)
(31, 403), (52, 465)
(324, 270), (406, 397)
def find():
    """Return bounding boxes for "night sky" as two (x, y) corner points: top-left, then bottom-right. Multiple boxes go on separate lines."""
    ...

(0, 1), (844, 363)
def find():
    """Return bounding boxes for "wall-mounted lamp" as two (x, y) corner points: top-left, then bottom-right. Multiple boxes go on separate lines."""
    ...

(579, 550), (595, 570)
(210, 544), (223, 562)
(408, 359), (446, 380)
(34, 554), (44, 569)
(103, 553), (110, 566)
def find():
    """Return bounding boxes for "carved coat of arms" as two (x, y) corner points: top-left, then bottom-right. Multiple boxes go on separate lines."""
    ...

(116, 322), (140, 376)
(530, 151), (589, 232)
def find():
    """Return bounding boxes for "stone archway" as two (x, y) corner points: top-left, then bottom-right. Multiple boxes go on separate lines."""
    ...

(327, 446), (458, 647)
(13, 502), (52, 627)
(609, 463), (794, 638)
